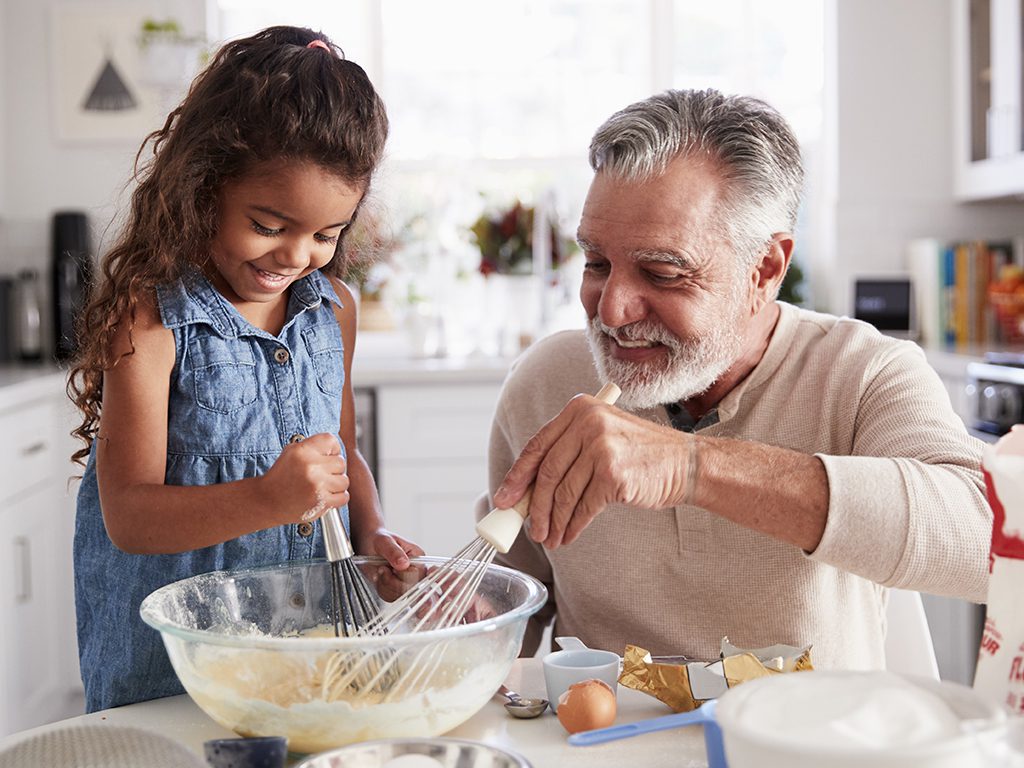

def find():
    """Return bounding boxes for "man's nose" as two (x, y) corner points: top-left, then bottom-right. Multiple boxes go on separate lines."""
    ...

(597, 272), (647, 327)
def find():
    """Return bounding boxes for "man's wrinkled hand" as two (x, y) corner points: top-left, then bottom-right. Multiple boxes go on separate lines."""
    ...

(493, 395), (693, 549)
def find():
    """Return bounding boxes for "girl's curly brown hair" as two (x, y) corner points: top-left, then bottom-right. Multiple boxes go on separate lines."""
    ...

(67, 26), (389, 465)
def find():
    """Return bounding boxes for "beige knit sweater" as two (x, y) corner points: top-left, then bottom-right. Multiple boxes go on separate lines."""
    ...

(479, 302), (991, 670)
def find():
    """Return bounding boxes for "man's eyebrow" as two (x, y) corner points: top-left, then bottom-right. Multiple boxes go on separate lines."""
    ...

(577, 236), (699, 270)
(634, 249), (699, 270)
(576, 235), (601, 254)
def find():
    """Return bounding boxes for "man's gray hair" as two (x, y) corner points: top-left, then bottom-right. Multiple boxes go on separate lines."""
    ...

(589, 89), (804, 265)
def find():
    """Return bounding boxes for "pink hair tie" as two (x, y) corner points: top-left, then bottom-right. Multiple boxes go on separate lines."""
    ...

(307, 39), (330, 52)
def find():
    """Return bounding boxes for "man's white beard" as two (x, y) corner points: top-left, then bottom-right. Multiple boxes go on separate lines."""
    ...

(586, 311), (744, 410)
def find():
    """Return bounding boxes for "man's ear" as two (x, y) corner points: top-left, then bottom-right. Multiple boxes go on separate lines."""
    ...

(750, 233), (794, 313)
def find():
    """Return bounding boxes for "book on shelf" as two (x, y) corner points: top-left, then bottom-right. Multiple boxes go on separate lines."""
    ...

(905, 236), (1022, 348)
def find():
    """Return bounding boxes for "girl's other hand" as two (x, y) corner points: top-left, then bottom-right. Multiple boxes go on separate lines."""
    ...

(261, 432), (348, 524)
(365, 530), (426, 603)
(358, 527), (424, 571)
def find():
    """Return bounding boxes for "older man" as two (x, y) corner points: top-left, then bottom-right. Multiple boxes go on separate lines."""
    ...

(480, 89), (990, 669)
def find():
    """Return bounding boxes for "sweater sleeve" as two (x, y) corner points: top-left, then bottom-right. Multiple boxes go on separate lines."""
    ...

(808, 344), (991, 602)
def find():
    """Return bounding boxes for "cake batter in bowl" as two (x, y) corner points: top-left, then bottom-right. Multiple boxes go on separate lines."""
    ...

(140, 557), (546, 754)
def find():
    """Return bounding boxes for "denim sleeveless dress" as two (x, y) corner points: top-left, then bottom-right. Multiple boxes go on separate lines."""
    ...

(73, 270), (350, 712)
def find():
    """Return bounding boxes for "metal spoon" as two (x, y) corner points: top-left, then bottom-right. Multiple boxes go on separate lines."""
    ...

(498, 684), (549, 718)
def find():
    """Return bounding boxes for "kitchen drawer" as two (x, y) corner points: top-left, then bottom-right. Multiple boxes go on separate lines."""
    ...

(0, 486), (63, 736)
(0, 398), (58, 502)
(377, 384), (500, 462)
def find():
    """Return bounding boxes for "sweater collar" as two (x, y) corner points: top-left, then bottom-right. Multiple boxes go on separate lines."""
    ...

(714, 301), (797, 423)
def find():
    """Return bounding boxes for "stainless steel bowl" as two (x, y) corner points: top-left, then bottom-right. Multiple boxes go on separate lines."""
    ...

(294, 737), (533, 767)
(139, 557), (546, 754)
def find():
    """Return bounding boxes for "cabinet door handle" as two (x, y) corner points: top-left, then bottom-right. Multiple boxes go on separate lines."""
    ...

(20, 441), (47, 457)
(14, 536), (31, 603)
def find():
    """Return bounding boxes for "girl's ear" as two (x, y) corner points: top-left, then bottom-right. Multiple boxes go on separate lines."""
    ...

(749, 233), (794, 314)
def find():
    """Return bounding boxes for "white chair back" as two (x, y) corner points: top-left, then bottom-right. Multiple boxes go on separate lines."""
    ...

(885, 588), (940, 680)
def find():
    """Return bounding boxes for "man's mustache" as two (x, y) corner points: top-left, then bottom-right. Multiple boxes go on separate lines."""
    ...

(592, 319), (683, 351)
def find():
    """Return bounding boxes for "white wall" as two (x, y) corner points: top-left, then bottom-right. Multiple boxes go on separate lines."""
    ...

(0, 0), (205, 274)
(0, 1), (6, 217)
(830, 0), (1024, 316)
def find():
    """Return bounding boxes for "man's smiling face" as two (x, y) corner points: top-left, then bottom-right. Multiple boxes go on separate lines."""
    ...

(577, 156), (753, 409)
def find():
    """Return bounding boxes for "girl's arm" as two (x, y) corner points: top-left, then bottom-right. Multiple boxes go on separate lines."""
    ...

(331, 278), (423, 569)
(96, 291), (347, 554)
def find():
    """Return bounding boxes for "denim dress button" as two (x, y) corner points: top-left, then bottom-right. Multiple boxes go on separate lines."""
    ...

(289, 433), (305, 444)
(274, 348), (290, 364)
(297, 522), (313, 537)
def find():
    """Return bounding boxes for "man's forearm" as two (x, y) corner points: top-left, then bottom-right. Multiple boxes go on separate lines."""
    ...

(691, 436), (829, 551)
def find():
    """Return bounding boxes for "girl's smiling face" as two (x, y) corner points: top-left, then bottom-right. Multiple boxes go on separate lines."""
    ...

(209, 160), (364, 329)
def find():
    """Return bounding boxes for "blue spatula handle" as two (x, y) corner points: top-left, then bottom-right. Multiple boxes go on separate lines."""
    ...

(568, 705), (713, 746)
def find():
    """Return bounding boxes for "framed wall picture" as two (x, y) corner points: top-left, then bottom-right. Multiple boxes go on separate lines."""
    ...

(49, 3), (195, 143)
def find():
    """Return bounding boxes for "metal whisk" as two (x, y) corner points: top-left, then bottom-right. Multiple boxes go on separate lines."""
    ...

(321, 508), (380, 636)
(319, 507), (397, 694)
(321, 382), (621, 702)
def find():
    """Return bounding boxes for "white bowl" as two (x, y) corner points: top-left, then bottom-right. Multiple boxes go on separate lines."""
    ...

(295, 737), (533, 767)
(715, 671), (1007, 768)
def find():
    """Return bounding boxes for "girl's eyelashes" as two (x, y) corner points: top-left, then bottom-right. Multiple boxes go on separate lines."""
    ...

(250, 219), (281, 237)
(250, 219), (340, 245)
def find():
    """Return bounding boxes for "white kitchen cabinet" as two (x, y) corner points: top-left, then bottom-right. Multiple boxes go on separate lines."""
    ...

(0, 371), (83, 737)
(953, 0), (1024, 199)
(375, 383), (502, 557)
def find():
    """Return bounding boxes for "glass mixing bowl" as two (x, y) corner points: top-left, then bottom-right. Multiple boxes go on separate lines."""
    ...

(139, 557), (546, 754)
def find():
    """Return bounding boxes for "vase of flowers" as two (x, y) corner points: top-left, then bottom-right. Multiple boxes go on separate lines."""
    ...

(469, 199), (573, 276)
(469, 199), (576, 353)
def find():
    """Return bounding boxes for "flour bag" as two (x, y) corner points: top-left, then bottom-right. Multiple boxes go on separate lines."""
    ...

(975, 424), (1024, 715)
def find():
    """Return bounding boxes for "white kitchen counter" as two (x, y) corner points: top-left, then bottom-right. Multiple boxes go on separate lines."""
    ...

(0, 364), (67, 409)
(920, 344), (989, 380)
(351, 331), (516, 387)
(0, 658), (710, 768)
(352, 352), (514, 387)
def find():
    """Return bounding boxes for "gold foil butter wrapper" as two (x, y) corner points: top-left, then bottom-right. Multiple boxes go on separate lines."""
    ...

(619, 637), (813, 712)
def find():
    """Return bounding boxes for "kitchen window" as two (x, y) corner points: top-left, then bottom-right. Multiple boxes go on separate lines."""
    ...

(210, 0), (825, 306)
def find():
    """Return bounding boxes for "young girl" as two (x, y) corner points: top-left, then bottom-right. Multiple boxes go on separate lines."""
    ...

(68, 26), (422, 712)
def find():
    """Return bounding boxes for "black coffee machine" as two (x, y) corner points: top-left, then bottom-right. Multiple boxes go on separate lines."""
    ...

(52, 211), (93, 362)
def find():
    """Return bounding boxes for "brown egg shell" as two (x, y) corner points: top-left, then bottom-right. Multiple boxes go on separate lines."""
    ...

(556, 678), (618, 734)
